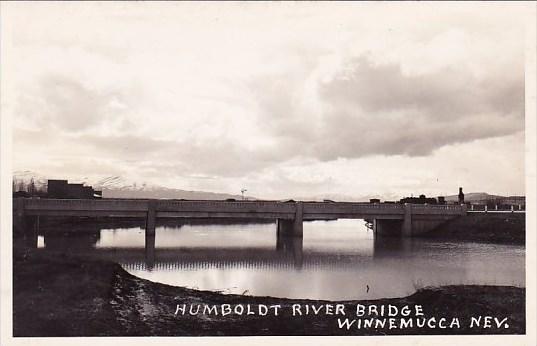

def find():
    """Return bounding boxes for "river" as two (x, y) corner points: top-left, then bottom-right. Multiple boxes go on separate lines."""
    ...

(35, 219), (525, 300)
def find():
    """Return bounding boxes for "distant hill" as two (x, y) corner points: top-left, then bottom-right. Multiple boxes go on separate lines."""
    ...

(444, 192), (505, 202)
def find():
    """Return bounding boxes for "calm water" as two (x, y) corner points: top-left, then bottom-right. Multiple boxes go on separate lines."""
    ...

(36, 219), (525, 300)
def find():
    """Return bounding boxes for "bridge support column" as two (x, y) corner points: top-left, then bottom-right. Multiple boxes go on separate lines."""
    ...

(145, 201), (156, 236)
(372, 219), (385, 234)
(277, 219), (294, 237)
(294, 202), (303, 237)
(276, 202), (304, 268)
(276, 202), (303, 237)
(373, 218), (404, 236)
(402, 204), (412, 237)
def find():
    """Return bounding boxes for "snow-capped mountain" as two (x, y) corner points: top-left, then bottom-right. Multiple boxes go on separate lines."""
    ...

(12, 171), (246, 200)
(12, 170), (48, 188)
(90, 176), (152, 191)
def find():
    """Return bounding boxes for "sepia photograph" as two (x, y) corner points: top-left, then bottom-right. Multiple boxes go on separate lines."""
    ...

(1, 2), (535, 345)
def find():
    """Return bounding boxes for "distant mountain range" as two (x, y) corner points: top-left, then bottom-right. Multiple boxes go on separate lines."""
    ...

(443, 192), (515, 202)
(12, 170), (522, 202)
(12, 171), (245, 200)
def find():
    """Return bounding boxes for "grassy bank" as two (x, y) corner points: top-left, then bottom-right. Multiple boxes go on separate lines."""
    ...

(13, 249), (525, 336)
(421, 213), (525, 245)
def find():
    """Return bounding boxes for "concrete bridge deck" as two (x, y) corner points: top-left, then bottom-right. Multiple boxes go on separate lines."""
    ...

(14, 198), (467, 237)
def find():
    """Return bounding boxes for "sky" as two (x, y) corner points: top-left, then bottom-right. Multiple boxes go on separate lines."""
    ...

(1, 2), (528, 200)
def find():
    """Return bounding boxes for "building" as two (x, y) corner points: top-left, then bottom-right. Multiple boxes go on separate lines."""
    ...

(47, 180), (69, 198)
(399, 194), (438, 204)
(47, 180), (102, 199)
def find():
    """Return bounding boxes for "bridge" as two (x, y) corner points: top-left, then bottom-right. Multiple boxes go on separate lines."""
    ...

(13, 198), (467, 238)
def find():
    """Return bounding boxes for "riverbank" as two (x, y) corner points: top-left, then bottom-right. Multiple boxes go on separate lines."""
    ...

(420, 213), (525, 245)
(13, 248), (525, 336)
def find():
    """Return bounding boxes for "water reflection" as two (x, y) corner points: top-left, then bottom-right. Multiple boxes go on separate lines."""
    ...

(24, 219), (525, 300)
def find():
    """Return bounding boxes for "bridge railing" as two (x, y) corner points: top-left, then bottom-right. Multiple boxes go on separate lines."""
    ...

(16, 198), (468, 217)
(410, 204), (465, 215)
(303, 202), (404, 215)
(156, 200), (296, 213)
(22, 198), (149, 211)
(468, 203), (526, 213)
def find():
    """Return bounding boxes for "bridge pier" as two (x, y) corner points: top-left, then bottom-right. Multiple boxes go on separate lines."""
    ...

(145, 201), (156, 236)
(277, 219), (294, 236)
(276, 202), (304, 268)
(374, 203), (461, 237)
(374, 217), (454, 237)
(276, 202), (303, 237)
(402, 204), (412, 237)
(373, 218), (404, 236)
(294, 202), (303, 236)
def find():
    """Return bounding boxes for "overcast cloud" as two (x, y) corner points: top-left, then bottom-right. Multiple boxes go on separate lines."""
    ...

(2, 2), (528, 198)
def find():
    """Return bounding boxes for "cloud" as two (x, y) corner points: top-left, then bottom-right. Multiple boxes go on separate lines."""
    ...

(250, 55), (524, 161)
(7, 3), (527, 198)
(320, 56), (524, 119)
(74, 134), (282, 178)
(15, 74), (133, 133)
(16, 49), (525, 181)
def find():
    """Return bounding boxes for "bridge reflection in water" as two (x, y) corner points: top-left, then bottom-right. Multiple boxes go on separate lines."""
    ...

(27, 220), (410, 271)
(28, 220), (466, 272)
(21, 219), (525, 300)
(33, 223), (348, 271)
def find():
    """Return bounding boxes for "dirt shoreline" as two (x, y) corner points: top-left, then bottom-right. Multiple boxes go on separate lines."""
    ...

(13, 249), (525, 337)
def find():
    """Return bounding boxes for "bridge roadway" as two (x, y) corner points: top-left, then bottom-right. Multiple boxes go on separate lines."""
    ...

(14, 198), (466, 237)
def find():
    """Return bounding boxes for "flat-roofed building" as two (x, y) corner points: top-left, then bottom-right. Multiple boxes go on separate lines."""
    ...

(47, 179), (101, 199)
